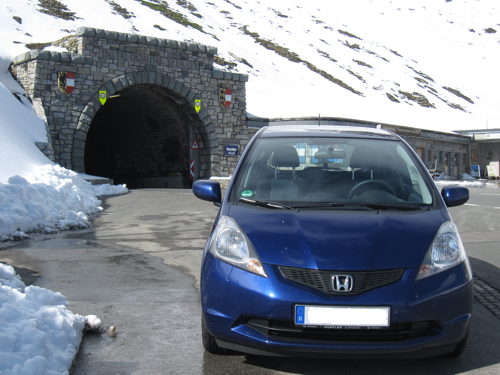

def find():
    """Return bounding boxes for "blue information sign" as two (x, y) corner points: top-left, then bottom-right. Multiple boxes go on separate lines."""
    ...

(224, 145), (239, 156)
(471, 164), (480, 178)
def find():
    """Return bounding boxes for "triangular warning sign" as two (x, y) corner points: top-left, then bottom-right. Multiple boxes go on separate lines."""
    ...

(191, 140), (200, 150)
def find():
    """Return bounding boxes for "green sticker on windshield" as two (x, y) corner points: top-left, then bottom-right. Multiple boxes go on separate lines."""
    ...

(241, 190), (254, 198)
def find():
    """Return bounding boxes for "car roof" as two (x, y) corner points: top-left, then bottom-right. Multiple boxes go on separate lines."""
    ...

(258, 125), (400, 140)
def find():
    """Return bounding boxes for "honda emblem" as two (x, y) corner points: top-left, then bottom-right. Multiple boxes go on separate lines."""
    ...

(332, 274), (354, 292)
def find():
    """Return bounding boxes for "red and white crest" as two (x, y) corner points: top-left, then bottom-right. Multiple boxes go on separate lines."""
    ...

(57, 72), (75, 94)
(219, 88), (232, 107)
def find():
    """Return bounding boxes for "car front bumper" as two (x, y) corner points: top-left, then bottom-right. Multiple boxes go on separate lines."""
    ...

(201, 255), (473, 358)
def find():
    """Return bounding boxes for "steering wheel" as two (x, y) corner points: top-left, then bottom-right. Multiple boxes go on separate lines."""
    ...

(348, 179), (396, 199)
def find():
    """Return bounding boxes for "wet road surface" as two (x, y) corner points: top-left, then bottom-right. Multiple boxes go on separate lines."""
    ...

(0, 188), (499, 374)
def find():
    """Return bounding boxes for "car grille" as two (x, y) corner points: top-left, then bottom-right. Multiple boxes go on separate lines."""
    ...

(278, 266), (404, 295)
(246, 318), (437, 342)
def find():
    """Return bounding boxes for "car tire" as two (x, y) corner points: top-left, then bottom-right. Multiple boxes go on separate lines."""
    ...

(201, 315), (226, 355)
(442, 334), (468, 358)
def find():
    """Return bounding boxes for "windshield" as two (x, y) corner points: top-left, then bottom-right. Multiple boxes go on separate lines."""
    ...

(229, 136), (434, 208)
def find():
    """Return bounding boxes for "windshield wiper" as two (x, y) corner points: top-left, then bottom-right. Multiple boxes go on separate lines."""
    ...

(347, 202), (428, 211)
(239, 197), (293, 209)
(292, 202), (428, 211)
(292, 202), (377, 211)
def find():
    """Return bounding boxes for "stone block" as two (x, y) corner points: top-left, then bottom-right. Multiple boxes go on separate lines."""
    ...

(106, 31), (118, 40)
(212, 70), (224, 79)
(148, 72), (156, 84)
(112, 77), (124, 91)
(167, 77), (176, 90)
(146, 36), (158, 46)
(179, 85), (190, 98)
(76, 27), (95, 37)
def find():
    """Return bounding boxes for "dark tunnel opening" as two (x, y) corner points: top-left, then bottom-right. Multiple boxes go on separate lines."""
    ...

(85, 84), (201, 189)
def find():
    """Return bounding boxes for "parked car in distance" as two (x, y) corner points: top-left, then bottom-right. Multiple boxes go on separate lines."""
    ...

(193, 125), (472, 358)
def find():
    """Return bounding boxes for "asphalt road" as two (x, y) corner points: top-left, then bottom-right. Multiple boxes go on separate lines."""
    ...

(0, 186), (499, 375)
(449, 186), (500, 290)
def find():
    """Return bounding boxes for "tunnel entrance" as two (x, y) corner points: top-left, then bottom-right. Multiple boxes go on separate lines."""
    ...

(84, 84), (201, 188)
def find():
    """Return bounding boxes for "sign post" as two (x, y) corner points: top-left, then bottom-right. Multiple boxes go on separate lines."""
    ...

(190, 139), (200, 182)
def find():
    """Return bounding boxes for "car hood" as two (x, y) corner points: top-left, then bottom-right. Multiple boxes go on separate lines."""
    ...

(227, 204), (448, 270)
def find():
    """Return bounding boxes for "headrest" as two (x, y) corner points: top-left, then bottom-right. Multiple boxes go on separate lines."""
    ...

(271, 145), (300, 168)
(349, 146), (379, 169)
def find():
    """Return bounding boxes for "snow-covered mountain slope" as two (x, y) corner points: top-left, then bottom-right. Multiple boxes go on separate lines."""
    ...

(1, 0), (499, 132)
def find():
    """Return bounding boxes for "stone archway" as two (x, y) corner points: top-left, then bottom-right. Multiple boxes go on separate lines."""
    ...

(12, 28), (250, 178)
(72, 72), (214, 187)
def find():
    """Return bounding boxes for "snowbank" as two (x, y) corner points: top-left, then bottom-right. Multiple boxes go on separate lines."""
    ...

(0, 51), (128, 240)
(0, 263), (85, 375)
(0, 164), (128, 240)
(434, 179), (498, 189)
(92, 182), (128, 197)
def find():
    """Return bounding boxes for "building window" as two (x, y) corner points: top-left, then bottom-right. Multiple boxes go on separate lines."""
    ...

(427, 150), (432, 162)
(439, 151), (443, 162)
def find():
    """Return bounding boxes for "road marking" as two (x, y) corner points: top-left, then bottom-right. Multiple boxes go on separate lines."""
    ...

(464, 203), (500, 209)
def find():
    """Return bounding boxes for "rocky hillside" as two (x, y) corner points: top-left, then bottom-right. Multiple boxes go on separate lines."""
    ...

(1, 0), (499, 131)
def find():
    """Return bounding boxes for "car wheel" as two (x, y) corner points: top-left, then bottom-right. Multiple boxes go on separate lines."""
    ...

(442, 334), (468, 358)
(201, 315), (226, 355)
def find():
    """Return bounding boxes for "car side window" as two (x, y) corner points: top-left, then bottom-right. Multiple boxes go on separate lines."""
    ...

(397, 146), (432, 204)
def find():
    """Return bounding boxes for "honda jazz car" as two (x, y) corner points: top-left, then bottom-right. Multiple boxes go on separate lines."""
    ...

(193, 125), (472, 358)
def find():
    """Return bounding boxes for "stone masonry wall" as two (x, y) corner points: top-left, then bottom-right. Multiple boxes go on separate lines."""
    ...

(11, 27), (249, 177)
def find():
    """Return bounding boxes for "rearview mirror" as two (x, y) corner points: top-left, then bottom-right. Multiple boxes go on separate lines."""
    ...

(314, 150), (346, 160)
(193, 180), (222, 205)
(441, 186), (469, 207)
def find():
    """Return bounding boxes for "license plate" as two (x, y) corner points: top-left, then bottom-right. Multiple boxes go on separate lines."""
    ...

(295, 305), (390, 328)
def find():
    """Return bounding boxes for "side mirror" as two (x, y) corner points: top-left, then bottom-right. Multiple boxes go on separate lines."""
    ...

(192, 180), (222, 206)
(441, 186), (469, 207)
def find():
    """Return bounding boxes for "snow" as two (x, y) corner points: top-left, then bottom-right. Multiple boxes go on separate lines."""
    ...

(435, 179), (498, 189)
(0, 0), (498, 373)
(0, 61), (128, 240)
(0, 54), (128, 240)
(0, 0), (499, 132)
(0, 61), (125, 369)
(1, 6), (128, 371)
(0, 263), (85, 375)
(0, 165), (127, 240)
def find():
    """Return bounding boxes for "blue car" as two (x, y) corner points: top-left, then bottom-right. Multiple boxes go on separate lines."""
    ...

(193, 125), (472, 358)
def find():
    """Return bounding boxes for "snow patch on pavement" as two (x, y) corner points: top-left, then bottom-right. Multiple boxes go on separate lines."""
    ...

(0, 164), (128, 240)
(0, 263), (85, 375)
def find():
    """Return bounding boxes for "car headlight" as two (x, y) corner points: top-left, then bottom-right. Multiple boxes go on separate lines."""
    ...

(209, 216), (267, 277)
(417, 221), (472, 280)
